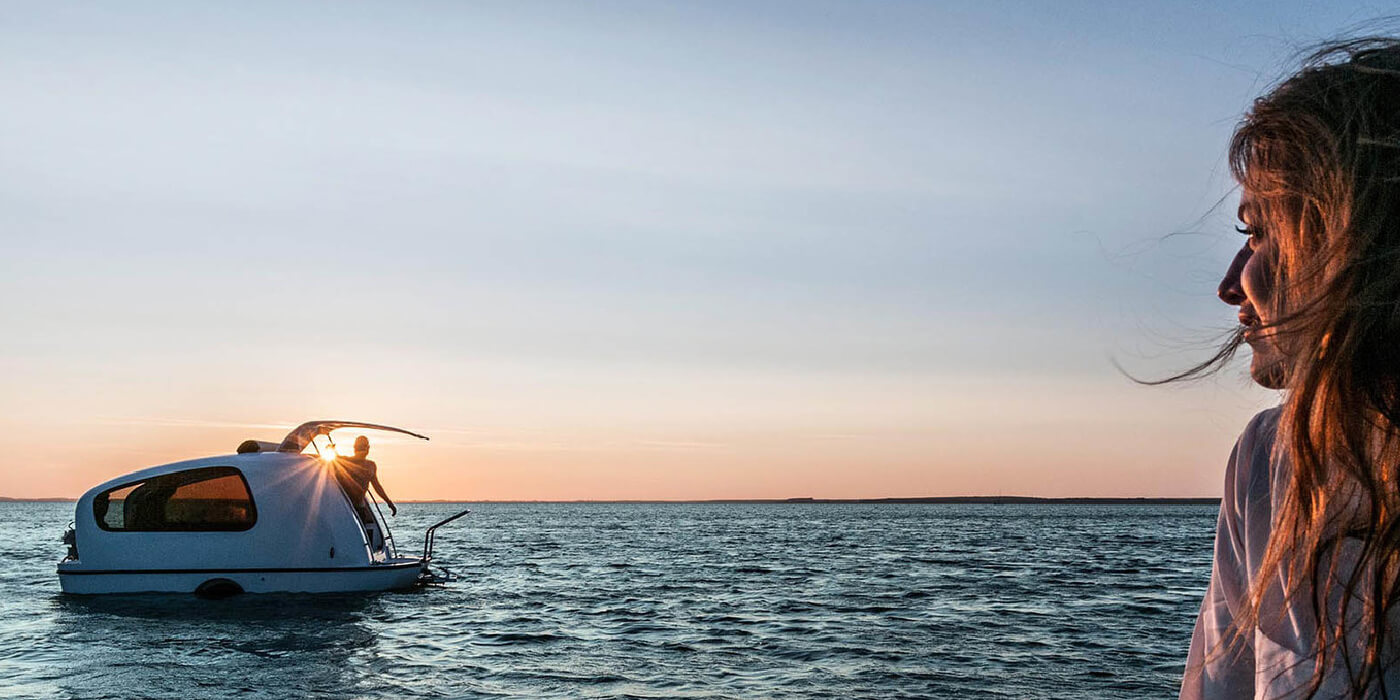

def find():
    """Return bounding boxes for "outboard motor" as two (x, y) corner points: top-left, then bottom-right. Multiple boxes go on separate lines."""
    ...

(61, 524), (78, 562)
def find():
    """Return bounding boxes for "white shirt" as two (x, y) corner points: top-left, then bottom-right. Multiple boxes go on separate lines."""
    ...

(1181, 407), (1396, 699)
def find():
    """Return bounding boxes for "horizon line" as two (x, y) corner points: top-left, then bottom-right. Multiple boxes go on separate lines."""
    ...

(0, 495), (1222, 504)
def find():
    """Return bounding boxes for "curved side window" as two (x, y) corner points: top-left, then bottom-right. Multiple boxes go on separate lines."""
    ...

(93, 466), (257, 532)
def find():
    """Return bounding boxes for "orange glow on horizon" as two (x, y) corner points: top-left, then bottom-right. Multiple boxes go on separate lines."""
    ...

(0, 377), (1278, 501)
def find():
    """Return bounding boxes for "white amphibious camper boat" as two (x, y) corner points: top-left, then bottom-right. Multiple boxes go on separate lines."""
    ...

(57, 421), (470, 596)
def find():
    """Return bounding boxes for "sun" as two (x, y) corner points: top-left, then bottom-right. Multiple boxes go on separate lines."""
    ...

(309, 438), (348, 462)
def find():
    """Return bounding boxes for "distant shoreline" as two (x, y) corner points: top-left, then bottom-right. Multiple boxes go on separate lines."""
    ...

(0, 496), (1220, 505)
(406, 496), (1223, 505)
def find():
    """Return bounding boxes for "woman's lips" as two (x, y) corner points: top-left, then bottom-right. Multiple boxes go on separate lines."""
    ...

(1239, 313), (1260, 340)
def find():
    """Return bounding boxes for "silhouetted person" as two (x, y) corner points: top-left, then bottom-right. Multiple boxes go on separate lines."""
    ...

(336, 435), (397, 525)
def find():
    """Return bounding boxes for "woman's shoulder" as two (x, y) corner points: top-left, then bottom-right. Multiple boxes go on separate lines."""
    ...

(1236, 407), (1282, 466)
(1226, 406), (1282, 506)
(1240, 406), (1282, 445)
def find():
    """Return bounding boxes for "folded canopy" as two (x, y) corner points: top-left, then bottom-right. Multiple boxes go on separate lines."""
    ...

(277, 421), (430, 453)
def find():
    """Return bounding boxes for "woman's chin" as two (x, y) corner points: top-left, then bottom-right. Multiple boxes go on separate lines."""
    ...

(1250, 357), (1288, 390)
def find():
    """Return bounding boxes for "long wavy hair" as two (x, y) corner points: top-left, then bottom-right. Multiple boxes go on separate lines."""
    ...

(1182, 37), (1400, 696)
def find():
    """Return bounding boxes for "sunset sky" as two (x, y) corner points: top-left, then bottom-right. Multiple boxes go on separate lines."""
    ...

(1, 2), (1391, 500)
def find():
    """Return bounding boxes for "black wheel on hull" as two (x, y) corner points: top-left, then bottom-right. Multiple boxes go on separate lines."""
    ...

(195, 578), (244, 599)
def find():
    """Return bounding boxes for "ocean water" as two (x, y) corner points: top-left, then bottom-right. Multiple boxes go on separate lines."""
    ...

(1, 501), (1216, 699)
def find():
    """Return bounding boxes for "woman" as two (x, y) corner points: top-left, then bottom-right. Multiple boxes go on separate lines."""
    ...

(1181, 38), (1400, 698)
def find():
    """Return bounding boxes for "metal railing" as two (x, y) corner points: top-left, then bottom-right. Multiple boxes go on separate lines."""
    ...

(422, 507), (472, 562)
(365, 490), (397, 559)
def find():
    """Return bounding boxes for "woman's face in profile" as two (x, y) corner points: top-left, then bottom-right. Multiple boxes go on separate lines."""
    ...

(1218, 195), (1288, 389)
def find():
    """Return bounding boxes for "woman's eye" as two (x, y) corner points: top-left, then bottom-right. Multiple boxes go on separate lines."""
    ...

(1236, 225), (1263, 247)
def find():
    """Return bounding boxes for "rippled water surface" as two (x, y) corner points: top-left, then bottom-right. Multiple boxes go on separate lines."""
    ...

(1, 502), (1216, 698)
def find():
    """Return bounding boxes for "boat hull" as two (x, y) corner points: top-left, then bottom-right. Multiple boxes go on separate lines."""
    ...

(56, 559), (424, 595)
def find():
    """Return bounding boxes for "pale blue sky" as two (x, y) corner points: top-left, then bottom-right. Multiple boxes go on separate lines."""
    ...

(1, 2), (1393, 498)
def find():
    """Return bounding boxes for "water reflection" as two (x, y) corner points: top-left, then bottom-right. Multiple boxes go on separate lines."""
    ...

(51, 593), (384, 699)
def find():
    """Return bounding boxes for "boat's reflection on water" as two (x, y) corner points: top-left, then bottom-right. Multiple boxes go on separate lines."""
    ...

(50, 592), (404, 699)
(54, 590), (387, 621)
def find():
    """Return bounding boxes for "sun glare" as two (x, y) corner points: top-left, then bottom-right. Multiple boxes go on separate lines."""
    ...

(309, 439), (345, 462)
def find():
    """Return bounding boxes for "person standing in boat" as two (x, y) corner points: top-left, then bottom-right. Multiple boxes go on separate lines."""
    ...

(336, 435), (397, 524)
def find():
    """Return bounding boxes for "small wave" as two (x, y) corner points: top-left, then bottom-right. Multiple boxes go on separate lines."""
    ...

(734, 566), (772, 574)
(473, 632), (566, 646)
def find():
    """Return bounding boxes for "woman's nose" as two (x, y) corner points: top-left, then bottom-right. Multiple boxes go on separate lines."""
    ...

(1218, 245), (1249, 305)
